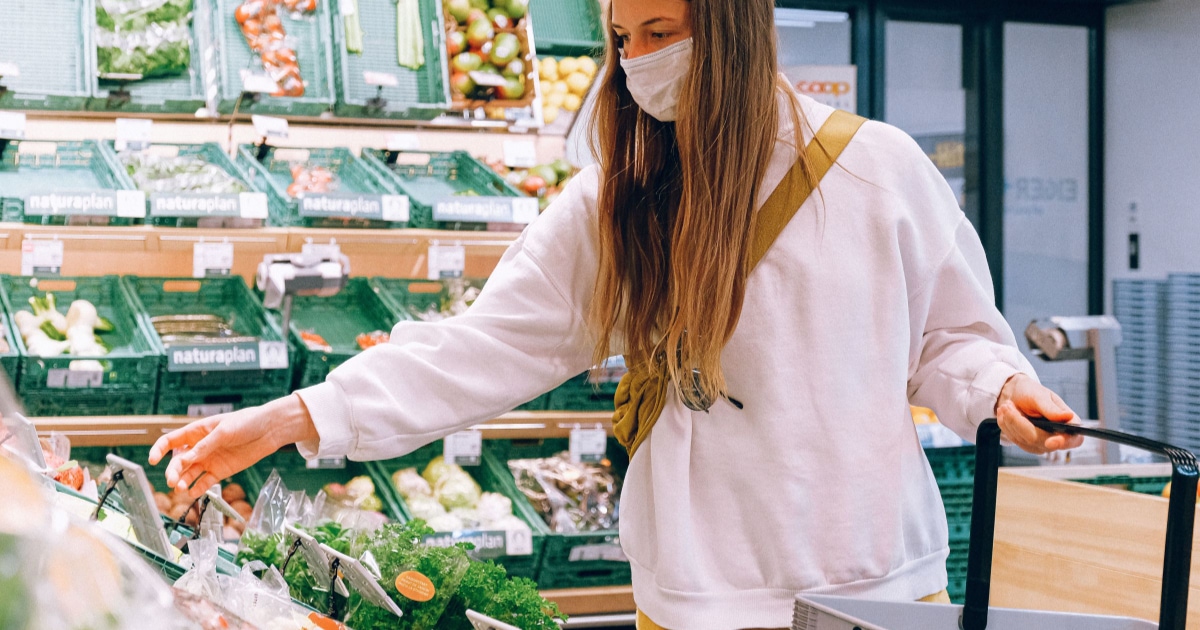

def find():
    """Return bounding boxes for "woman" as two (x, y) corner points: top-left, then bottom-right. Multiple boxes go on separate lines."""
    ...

(151, 0), (1082, 628)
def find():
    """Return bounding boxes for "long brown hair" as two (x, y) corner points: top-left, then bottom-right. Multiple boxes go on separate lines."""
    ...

(588, 0), (813, 408)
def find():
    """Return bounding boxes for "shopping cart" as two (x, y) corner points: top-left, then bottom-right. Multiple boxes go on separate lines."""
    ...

(794, 418), (1198, 630)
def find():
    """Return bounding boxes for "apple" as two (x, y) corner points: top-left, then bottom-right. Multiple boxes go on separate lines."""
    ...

(466, 16), (495, 48)
(451, 71), (477, 97)
(503, 58), (525, 78)
(466, 7), (489, 25)
(521, 175), (546, 195)
(446, 0), (471, 24)
(487, 8), (510, 29)
(451, 51), (483, 73)
(469, 0), (488, 9)
(489, 32), (519, 65)
(446, 30), (466, 56)
(504, 0), (528, 19)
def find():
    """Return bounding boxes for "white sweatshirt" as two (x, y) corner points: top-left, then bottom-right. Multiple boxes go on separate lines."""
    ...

(297, 90), (1036, 629)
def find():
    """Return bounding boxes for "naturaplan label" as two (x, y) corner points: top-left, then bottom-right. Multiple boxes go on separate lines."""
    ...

(165, 341), (288, 372)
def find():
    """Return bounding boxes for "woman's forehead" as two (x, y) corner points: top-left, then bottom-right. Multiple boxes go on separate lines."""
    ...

(610, 0), (690, 29)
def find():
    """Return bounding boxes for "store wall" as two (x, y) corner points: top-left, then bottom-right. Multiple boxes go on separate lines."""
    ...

(1105, 0), (1200, 300)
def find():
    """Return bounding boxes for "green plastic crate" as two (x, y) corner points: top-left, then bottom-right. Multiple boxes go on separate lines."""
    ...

(938, 482), (972, 543)
(0, 0), (91, 111)
(122, 276), (293, 395)
(248, 448), (402, 518)
(87, 0), (212, 115)
(947, 539), (968, 604)
(925, 446), (975, 487)
(529, 0), (604, 57)
(279, 278), (398, 389)
(361, 149), (524, 230)
(236, 144), (404, 228)
(367, 440), (546, 579)
(0, 275), (162, 398)
(155, 387), (283, 416)
(212, 0), (336, 116)
(109, 141), (284, 228)
(0, 311), (19, 385)
(487, 437), (631, 589)
(367, 276), (546, 410)
(1073, 474), (1172, 497)
(0, 141), (145, 226)
(330, 0), (449, 120)
(23, 389), (157, 417)
(546, 371), (619, 412)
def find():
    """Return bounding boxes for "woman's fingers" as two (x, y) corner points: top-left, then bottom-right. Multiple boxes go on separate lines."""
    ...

(149, 418), (217, 465)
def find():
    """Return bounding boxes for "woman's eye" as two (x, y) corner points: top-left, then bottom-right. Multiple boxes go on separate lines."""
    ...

(651, 32), (671, 40)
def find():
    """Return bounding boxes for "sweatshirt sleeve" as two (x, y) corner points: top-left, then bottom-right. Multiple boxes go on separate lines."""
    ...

(906, 217), (1038, 442)
(294, 167), (604, 461)
(879, 125), (1038, 442)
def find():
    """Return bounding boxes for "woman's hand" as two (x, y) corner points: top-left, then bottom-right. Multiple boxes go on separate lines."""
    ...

(148, 394), (318, 501)
(995, 373), (1084, 454)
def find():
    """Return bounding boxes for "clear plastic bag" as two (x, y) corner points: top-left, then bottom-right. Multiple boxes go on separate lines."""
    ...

(96, 0), (193, 80)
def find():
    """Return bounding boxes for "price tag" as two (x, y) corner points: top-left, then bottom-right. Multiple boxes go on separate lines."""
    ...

(469, 71), (506, 88)
(241, 72), (281, 94)
(511, 197), (539, 224)
(386, 133), (421, 151)
(569, 428), (607, 464)
(567, 543), (627, 562)
(305, 457), (347, 470)
(114, 118), (153, 152)
(239, 192), (269, 219)
(258, 341), (290, 370)
(47, 368), (104, 389)
(0, 112), (26, 140)
(21, 239), (63, 276)
(502, 140), (537, 169)
(116, 190), (147, 218)
(251, 114), (289, 140)
(467, 611), (523, 630)
(193, 241), (234, 278)
(381, 195), (409, 222)
(323, 545), (402, 616)
(285, 525), (351, 597)
(188, 403), (234, 417)
(504, 527), (533, 556)
(0, 62), (19, 78)
(363, 71), (399, 87)
(443, 430), (482, 466)
(339, 0), (356, 16)
(427, 244), (466, 280)
(106, 455), (174, 559)
(0, 414), (45, 469)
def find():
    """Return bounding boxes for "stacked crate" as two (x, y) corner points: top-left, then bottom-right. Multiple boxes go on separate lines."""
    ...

(1165, 274), (1200, 452)
(1113, 279), (1168, 441)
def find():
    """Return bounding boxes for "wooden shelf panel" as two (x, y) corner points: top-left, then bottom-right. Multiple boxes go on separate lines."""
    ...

(31, 410), (611, 446)
(541, 585), (635, 617)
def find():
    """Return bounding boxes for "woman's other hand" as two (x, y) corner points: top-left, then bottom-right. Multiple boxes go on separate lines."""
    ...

(995, 373), (1084, 454)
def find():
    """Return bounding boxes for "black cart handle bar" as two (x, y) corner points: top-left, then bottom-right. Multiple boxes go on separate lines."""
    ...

(963, 418), (1199, 630)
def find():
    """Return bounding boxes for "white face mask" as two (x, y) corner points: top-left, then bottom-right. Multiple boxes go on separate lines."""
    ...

(619, 37), (693, 122)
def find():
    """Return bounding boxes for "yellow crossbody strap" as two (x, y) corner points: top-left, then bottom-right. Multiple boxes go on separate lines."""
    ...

(613, 109), (868, 458)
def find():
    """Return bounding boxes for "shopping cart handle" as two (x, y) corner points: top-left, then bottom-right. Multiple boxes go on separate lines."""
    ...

(963, 418), (1199, 630)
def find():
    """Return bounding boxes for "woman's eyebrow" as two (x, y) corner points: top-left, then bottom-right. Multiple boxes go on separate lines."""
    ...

(612, 16), (673, 30)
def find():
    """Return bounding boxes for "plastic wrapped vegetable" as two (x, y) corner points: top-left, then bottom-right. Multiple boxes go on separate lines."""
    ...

(122, 152), (249, 194)
(95, 0), (194, 80)
(421, 456), (454, 486)
(508, 452), (622, 534)
(344, 521), (470, 630)
(474, 492), (512, 525)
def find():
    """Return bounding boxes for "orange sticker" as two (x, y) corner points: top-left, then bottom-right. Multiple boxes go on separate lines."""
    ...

(395, 570), (436, 602)
(307, 612), (345, 630)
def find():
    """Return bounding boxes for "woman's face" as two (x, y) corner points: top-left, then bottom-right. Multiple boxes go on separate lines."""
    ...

(611, 0), (692, 59)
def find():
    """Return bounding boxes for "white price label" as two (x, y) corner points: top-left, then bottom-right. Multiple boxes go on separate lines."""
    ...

(48, 368), (104, 389)
(116, 190), (147, 218)
(568, 543), (627, 562)
(192, 242), (234, 278)
(427, 244), (466, 280)
(444, 430), (483, 466)
(114, 118), (153, 152)
(305, 457), (347, 469)
(569, 428), (608, 464)
(258, 341), (289, 370)
(386, 133), (421, 151)
(363, 71), (399, 87)
(0, 112), (27, 140)
(339, 0), (356, 16)
(187, 403), (234, 418)
(251, 114), (289, 139)
(239, 192), (269, 219)
(504, 527), (534, 556)
(511, 197), (539, 224)
(502, 140), (537, 168)
(381, 194), (410, 222)
(241, 72), (281, 94)
(0, 62), (20, 78)
(21, 239), (63, 276)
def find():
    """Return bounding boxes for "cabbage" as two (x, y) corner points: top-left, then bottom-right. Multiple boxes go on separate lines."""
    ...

(426, 513), (465, 533)
(435, 472), (481, 510)
(407, 494), (447, 522)
(421, 456), (456, 486)
(392, 468), (432, 499)
(475, 492), (513, 524)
